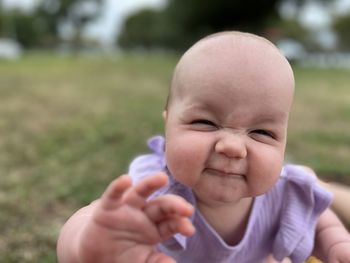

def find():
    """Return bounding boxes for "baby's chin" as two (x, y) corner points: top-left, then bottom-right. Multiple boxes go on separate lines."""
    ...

(193, 185), (253, 206)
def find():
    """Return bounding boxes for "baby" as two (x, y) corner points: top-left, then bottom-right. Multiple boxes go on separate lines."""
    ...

(57, 31), (350, 262)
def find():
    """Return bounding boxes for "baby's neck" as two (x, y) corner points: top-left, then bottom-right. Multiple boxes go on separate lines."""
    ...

(196, 197), (254, 246)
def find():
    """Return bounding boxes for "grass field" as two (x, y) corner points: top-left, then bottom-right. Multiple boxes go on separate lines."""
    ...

(0, 53), (349, 262)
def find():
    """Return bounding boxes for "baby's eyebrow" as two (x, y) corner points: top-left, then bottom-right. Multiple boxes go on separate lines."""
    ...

(183, 104), (213, 114)
(253, 114), (288, 125)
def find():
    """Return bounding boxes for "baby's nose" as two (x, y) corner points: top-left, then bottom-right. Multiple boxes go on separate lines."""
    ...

(214, 132), (247, 159)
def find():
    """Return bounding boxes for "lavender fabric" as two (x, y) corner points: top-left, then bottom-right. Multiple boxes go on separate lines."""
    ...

(128, 136), (332, 263)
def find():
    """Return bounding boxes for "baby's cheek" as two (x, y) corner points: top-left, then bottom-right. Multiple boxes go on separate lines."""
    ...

(251, 152), (283, 194)
(165, 142), (201, 186)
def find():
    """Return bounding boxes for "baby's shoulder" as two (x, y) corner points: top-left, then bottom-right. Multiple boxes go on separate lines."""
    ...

(278, 164), (318, 188)
(260, 164), (333, 225)
(269, 165), (333, 261)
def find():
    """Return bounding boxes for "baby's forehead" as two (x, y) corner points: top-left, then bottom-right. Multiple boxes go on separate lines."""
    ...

(174, 34), (289, 84)
(168, 32), (294, 110)
(194, 31), (273, 50)
(180, 32), (284, 70)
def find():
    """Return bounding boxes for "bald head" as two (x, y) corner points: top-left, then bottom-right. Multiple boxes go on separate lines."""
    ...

(166, 31), (295, 111)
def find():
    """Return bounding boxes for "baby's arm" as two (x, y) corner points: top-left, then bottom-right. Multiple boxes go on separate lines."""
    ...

(320, 180), (350, 229)
(298, 166), (350, 261)
(57, 173), (195, 263)
(313, 207), (350, 262)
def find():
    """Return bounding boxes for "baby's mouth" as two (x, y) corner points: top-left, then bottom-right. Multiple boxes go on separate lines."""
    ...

(205, 168), (245, 180)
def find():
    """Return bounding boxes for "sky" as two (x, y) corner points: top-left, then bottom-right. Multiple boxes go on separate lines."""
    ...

(2, 0), (350, 46)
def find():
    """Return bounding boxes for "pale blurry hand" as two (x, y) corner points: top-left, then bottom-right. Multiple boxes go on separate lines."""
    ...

(77, 173), (195, 263)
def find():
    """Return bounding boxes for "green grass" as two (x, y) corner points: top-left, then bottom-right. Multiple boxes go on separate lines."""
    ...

(287, 67), (350, 180)
(0, 53), (349, 262)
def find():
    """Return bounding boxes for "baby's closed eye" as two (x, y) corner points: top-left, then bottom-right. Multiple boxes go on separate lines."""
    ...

(251, 129), (273, 138)
(190, 119), (218, 131)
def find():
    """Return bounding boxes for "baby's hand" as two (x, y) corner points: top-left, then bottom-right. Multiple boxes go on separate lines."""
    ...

(327, 240), (350, 263)
(77, 173), (195, 263)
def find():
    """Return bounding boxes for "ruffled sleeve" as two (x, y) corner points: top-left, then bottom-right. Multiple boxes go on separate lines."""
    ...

(128, 135), (167, 185)
(272, 165), (333, 263)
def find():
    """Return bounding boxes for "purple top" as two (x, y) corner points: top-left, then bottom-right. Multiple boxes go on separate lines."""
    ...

(129, 136), (332, 263)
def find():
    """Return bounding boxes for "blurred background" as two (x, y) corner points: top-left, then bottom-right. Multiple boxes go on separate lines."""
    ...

(0, 0), (349, 262)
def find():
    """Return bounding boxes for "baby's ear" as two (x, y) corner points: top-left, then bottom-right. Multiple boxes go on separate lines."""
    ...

(162, 111), (167, 121)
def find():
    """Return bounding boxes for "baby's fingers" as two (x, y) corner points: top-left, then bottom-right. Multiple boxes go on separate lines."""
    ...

(158, 217), (195, 240)
(100, 173), (169, 210)
(145, 195), (194, 220)
(100, 175), (133, 210)
(133, 173), (169, 199)
(145, 195), (195, 236)
(121, 173), (169, 208)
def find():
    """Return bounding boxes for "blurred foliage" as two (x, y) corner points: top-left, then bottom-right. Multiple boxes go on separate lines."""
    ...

(0, 0), (103, 49)
(34, 0), (103, 49)
(119, 0), (281, 51)
(0, 10), (44, 48)
(273, 18), (332, 52)
(1, 0), (350, 51)
(118, 9), (171, 50)
(332, 13), (350, 51)
(274, 19), (310, 43)
(118, 0), (334, 51)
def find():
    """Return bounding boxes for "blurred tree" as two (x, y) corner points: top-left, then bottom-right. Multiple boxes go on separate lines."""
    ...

(332, 13), (350, 51)
(169, 0), (288, 50)
(0, 0), (103, 49)
(274, 18), (315, 49)
(119, 9), (165, 49)
(275, 19), (309, 40)
(118, 0), (334, 51)
(34, 0), (103, 49)
(119, 0), (281, 51)
(2, 11), (45, 48)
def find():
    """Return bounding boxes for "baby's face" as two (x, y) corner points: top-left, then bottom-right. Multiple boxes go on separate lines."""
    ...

(164, 33), (294, 206)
